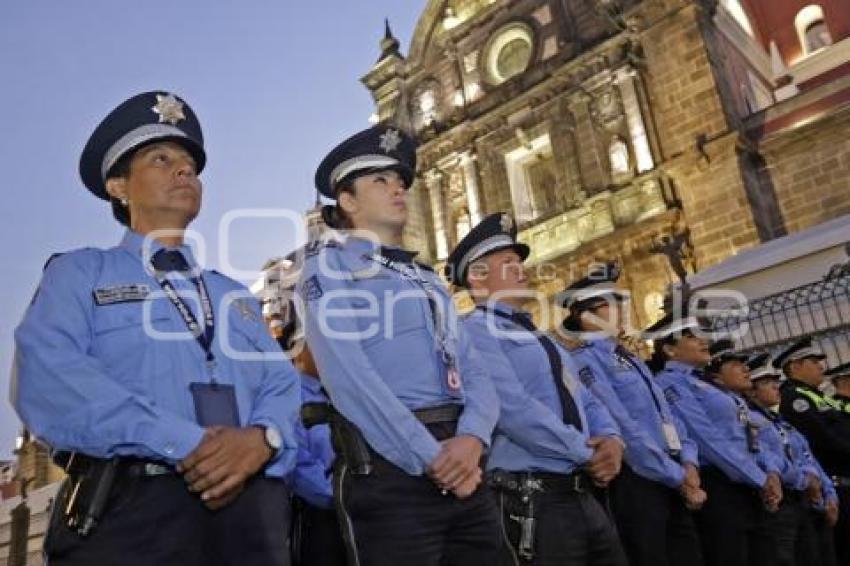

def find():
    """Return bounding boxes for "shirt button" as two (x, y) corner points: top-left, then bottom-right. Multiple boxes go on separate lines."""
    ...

(163, 444), (175, 455)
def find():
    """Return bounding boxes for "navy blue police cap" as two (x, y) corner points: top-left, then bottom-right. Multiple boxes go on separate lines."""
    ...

(772, 337), (826, 369)
(643, 312), (703, 344)
(80, 91), (206, 200)
(444, 212), (530, 287)
(314, 124), (417, 199)
(825, 361), (850, 382)
(557, 262), (625, 311)
(747, 352), (782, 382)
(707, 338), (749, 372)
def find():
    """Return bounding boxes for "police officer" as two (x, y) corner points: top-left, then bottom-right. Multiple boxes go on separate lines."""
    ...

(651, 321), (782, 566)
(560, 264), (705, 566)
(277, 308), (347, 566)
(446, 213), (628, 566)
(297, 124), (500, 566)
(777, 339), (850, 566)
(11, 92), (299, 565)
(746, 353), (837, 566)
(826, 362), (850, 411)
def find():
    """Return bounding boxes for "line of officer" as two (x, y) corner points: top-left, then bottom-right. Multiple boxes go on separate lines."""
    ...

(445, 213), (628, 566)
(559, 264), (705, 566)
(776, 339), (850, 566)
(651, 320), (782, 566)
(296, 125), (501, 565)
(11, 92), (299, 565)
(745, 353), (837, 566)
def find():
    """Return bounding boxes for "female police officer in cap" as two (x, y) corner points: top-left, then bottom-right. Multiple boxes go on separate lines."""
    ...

(12, 91), (299, 565)
(561, 264), (705, 566)
(296, 124), (500, 566)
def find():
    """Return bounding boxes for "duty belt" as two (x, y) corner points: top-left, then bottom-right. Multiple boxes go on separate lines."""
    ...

(301, 402), (462, 428)
(487, 469), (590, 494)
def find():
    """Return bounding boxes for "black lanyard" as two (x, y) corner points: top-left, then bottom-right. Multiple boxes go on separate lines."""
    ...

(700, 377), (761, 452)
(153, 271), (216, 378)
(365, 252), (455, 368)
(752, 404), (794, 461)
(477, 305), (584, 431)
(612, 344), (667, 419)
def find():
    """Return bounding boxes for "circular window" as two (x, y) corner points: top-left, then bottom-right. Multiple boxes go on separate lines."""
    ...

(484, 23), (534, 85)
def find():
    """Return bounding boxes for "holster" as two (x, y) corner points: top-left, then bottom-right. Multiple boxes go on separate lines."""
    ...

(488, 471), (543, 561)
(301, 403), (373, 476)
(50, 452), (120, 538)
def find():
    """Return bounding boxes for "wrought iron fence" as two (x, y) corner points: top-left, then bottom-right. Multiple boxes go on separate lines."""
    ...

(709, 261), (850, 366)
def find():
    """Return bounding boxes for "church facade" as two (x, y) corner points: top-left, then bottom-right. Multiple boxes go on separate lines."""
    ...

(361, 0), (850, 327)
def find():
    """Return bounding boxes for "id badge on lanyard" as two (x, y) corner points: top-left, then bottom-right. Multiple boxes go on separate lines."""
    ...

(154, 270), (240, 428)
(661, 422), (683, 452)
(368, 252), (463, 398)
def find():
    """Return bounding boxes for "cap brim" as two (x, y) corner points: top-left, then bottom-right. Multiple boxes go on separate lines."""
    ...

(81, 135), (206, 200)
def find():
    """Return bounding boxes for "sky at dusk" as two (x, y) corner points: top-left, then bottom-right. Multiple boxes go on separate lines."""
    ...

(0, 0), (427, 459)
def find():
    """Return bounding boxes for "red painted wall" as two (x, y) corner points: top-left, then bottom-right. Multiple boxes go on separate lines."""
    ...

(741, 0), (850, 65)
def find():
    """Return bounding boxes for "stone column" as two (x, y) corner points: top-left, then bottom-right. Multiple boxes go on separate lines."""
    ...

(459, 151), (484, 225)
(615, 66), (655, 174)
(426, 170), (450, 260)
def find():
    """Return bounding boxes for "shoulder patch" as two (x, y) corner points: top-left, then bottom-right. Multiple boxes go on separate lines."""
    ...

(302, 275), (324, 302)
(792, 399), (811, 413)
(578, 366), (596, 386)
(304, 239), (340, 258)
(664, 385), (681, 404)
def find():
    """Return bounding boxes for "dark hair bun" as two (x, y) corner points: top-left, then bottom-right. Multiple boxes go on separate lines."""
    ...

(321, 205), (341, 228)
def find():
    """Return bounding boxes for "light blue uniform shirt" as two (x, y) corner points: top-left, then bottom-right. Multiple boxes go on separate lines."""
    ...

(746, 405), (791, 481)
(297, 235), (499, 476)
(571, 338), (696, 488)
(776, 412), (837, 504)
(11, 229), (300, 477)
(461, 303), (620, 474)
(656, 361), (769, 488)
(288, 372), (335, 509)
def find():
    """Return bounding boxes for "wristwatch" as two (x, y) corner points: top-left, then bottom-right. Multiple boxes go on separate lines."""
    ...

(261, 425), (282, 452)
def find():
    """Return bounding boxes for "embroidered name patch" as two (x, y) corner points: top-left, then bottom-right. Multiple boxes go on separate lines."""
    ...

(93, 284), (151, 306)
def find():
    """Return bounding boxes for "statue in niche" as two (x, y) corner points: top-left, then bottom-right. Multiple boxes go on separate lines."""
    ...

(590, 87), (625, 132)
(455, 208), (471, 242)
(609, 136), (631, 177)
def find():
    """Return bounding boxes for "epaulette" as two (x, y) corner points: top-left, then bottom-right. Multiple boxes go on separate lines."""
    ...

(42, 253), (66, 271)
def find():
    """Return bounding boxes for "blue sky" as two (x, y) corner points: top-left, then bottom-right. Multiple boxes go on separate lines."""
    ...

(0, 0), (426, 459)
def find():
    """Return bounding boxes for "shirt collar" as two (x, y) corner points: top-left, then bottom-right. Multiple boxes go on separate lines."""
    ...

(589, 337), (618, 353)
(665, 360), (702, 376)
(118, 229), (199, 272)
(476, 300), (524, 318)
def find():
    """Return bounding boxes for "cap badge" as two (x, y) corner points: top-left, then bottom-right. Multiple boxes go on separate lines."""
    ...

(379, 129), (402, 154)
(500, 213), (514, 233)
(152, 93), (186, 125)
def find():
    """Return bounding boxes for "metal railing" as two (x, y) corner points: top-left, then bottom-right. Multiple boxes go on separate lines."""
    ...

(709, 261), (850, 365)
